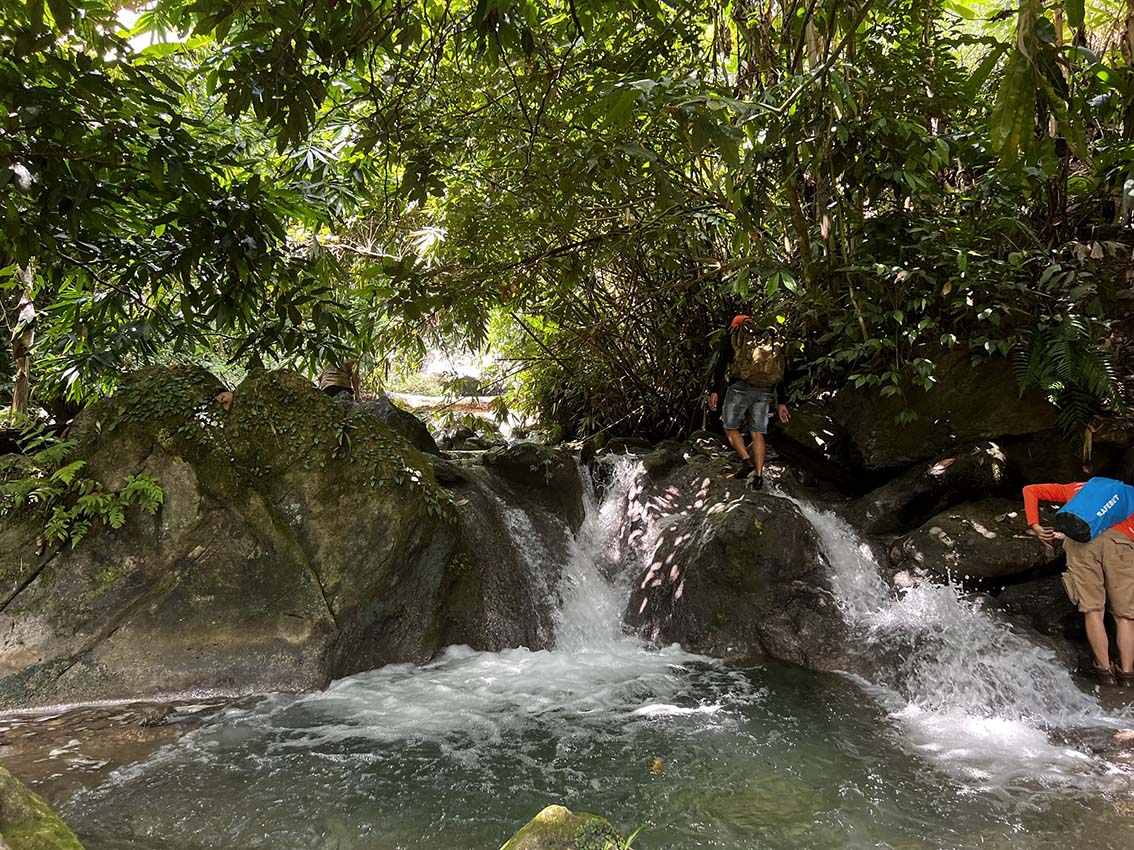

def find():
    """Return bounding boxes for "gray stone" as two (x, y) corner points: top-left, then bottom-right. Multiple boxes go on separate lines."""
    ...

(0, 368), (463, 709)
(847, 442), (1009, 535)
(997, 574), (1082, 643)
(771, 403), (857, 491)
(889, 498), (1061, 583)
(831, 350), (1058, 471)
(500, 805), (622, 850)
(482, 442), (585, 528)
(623, 463), (848, 670)
(352, 393), (440, 455)
(0, 763), (85, 849)
(603, 437), (652, 455)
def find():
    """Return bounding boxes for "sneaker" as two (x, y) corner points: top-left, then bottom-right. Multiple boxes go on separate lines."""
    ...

(1092, 662), (1117, 686)
(729, 465), (756, 480)
(752, 475), (764, 490)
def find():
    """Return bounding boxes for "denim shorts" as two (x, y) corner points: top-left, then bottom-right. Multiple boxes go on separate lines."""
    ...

(722, 381), (772, 433)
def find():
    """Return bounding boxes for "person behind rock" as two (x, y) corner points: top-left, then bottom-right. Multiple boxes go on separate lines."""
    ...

(1023, 478), (1134, 686)
(317, 361), (360, 401)
(707, 314), (792, 490)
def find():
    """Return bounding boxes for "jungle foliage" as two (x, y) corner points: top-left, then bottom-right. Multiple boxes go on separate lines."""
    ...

(1, 0), (1132, 439)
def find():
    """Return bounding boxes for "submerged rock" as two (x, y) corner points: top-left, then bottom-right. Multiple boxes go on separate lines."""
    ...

(623, 463), (849, 670)
(0, 763), (85, 849)
(0, 367), (465, 709)
(500, 805), (623, 850)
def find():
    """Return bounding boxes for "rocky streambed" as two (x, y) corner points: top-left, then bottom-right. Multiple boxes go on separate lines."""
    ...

(2, 358), (1134, 849)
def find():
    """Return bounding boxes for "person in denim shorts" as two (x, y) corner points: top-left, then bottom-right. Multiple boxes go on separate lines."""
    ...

(708, 315), (792, 490)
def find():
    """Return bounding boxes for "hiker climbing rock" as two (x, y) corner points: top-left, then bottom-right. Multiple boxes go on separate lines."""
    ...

(318, 360), (360, 400)
(708, 315), (792, 490)
(1023, 477), (1134, 686)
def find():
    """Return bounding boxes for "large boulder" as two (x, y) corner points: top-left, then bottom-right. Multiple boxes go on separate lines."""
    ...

(434, 461), (578, 652)
(0, 367), (464, 709)
(500, 805), (623, 850)
(830, 349), (1057, 471)
(482, 443), (585, 529)
(889, 498), (1061, 583)
(771, 403), (858, 492)
(623, 463), (848, 670)
(351, 393), (440, 455)
(846, 442), (1009, 535)
(0, 763), (85, 849)
(996, 574), (1083, 645)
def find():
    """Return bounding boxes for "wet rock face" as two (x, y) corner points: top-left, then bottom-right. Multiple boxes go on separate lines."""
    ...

(436, 461), (578, 653)
(889, 498), (1061, 582)
(0, 763), (85, 849)
(623, 463), (849, 671)
(482, 442), (585, 529)
(0, 367), (463, 709)
(829, 349), (1059, 472)
(847, 442), (1010, 536)
(500, 805), (623, 850)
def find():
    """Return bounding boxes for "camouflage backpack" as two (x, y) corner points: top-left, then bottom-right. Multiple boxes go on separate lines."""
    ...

(730, 324), (785, 388)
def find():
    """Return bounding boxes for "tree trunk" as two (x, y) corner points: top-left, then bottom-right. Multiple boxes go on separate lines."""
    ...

(10, 262), (36, 416)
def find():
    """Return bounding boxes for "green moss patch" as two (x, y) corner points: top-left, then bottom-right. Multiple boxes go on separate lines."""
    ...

(0, 765), (86, 849)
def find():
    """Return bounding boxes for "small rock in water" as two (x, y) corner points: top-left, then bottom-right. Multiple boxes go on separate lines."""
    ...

(136, 706), (174, 728)
(893, 570), (915, 588)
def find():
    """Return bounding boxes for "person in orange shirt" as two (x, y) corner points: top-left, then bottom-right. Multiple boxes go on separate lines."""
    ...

(1023, 482), (1134, 686)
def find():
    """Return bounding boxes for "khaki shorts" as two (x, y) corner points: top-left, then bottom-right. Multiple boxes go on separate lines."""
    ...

(1062, 529), (1134, 619)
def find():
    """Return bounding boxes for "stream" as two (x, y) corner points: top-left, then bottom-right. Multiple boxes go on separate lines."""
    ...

(5, 460), (1134, 849)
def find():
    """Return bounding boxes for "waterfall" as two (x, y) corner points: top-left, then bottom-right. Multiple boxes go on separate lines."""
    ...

(778, 490), (1130, 780)
(553, 460), (646, 650)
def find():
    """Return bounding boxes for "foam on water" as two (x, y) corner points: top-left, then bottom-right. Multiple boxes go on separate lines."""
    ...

(780, 490), (1132, 782)
(56, 461), (1134, 849)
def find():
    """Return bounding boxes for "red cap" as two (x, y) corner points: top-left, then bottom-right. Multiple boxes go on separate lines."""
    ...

(730, 314), (752, 329)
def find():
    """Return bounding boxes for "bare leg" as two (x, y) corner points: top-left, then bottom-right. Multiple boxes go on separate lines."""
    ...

(1115, 616), (1134, 674)
(751, 432), (766, 476)
(1084, 610), (1112, 669)
(724, 428), (751, 466)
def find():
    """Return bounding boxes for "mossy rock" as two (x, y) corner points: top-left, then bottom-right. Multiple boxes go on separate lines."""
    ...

(0, 764), (85, 849)
(0, 367), (462, 708)
(623, 461), (849, 670)
(500, 805), (623, 850)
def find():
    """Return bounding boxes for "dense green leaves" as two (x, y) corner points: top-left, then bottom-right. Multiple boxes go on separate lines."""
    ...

(0, 0), (1128, 440)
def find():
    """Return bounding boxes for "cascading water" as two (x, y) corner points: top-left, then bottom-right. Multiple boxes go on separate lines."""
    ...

(780, 489), (1131, 784)
(49, 460), (1134, 850)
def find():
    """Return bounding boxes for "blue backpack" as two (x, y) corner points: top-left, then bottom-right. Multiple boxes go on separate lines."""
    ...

(1055, 478), (1134, 543)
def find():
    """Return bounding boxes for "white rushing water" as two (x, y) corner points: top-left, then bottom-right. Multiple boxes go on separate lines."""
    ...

(187, 460), (720, 748)
(779, 490), (1132, 785)
(59, 460), (1134, 850)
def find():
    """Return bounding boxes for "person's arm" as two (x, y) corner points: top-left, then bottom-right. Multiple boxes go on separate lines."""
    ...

(708, 329), (732, 412)
(1023, 482), (1079, 541)
(350, 361), (362, 400)
(773, 345), (798, 422)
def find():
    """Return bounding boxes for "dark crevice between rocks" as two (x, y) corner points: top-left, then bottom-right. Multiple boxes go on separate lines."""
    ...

(0, 546), (61, 614)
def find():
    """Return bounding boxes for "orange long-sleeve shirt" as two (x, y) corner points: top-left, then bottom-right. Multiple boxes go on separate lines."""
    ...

(1022, 482), (1134, 541)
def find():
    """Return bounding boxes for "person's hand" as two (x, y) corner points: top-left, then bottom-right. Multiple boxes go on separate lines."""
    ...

(709, 392), (719, 413)
(1030, 523), (1057, 543)
(777, 404), (790, 424)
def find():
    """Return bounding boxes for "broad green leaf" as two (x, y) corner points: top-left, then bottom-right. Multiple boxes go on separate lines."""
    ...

(1065, 0), (1085, 29)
